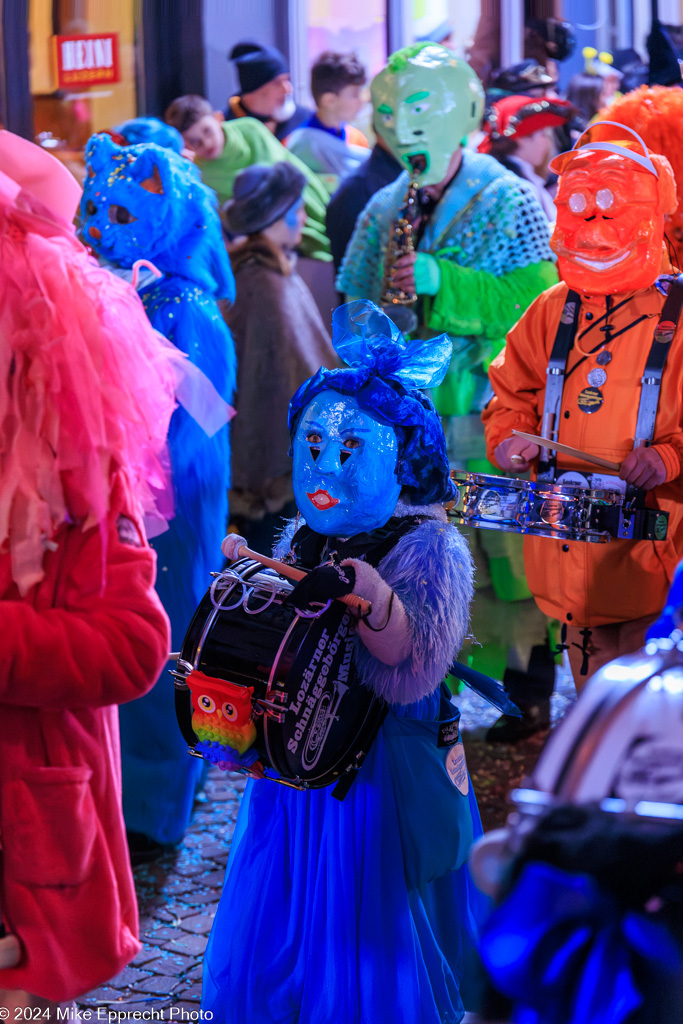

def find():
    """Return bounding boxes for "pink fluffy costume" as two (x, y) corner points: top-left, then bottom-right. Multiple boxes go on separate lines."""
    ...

(0, 132), (175, 1009)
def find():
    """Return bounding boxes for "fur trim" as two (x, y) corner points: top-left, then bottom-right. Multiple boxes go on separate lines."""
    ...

(229, 233), (293, 277)
(273, 516), (300, 560)
(354, 519), (473, 704)
(393, 497), (447, 522)
(272, 514), (474, 704)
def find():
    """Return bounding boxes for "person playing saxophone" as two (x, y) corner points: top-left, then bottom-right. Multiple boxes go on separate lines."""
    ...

(338, 43), (563, 742)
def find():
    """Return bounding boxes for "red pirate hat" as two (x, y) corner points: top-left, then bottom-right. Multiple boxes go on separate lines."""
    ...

(479, 94), (574, 152)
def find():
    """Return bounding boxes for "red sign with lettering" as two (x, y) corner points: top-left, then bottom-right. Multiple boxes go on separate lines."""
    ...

(55, 33), (120, 88)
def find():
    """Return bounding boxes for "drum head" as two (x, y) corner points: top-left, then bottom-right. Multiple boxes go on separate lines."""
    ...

(177, 564), (385, 788)
(264, 600), (384, 786)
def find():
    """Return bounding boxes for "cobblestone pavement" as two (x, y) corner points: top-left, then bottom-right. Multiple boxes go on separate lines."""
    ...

(78, 667), (576, 1016)
(78, 771), (245, 1017)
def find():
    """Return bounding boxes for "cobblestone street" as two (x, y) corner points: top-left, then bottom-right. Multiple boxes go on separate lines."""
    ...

(77, 670), (576, 1017)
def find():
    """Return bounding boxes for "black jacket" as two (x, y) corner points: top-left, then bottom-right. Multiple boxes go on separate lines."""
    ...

(326, 143), (402, 272)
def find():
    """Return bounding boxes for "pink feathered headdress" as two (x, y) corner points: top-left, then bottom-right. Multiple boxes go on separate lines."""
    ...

(0, 134), (176, 594)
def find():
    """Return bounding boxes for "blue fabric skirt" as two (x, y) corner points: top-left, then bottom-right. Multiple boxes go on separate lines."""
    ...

(120, 404), (230, 845)
(202, 692), (486, 1024)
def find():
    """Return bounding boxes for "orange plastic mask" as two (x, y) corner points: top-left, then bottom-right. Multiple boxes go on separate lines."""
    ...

(550, 123), (677, 295)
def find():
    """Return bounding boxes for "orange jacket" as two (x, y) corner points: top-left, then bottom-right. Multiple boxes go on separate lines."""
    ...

(483, 281), (683, 627)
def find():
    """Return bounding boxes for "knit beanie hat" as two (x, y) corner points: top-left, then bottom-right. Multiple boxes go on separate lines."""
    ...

(229, 42), (289, 94)
(221, 162), (305, 236)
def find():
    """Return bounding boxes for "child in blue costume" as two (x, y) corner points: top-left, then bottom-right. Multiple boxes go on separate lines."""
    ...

(81, 135), (237, 847)
(204, 302), (486, 1023)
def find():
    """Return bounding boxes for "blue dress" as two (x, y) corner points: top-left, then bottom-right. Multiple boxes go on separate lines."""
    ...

(119, 276), (236, 844)
(202, 512), (487, 1022)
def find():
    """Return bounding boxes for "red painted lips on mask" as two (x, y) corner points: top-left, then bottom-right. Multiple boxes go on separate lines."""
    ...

(307, 489), (340, 511)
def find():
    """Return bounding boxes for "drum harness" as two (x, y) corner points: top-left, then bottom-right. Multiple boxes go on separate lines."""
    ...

(537, 274), (683, 672)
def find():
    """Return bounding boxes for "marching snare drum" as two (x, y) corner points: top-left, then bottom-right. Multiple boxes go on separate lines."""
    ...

(447, 470), (669, 543)
(174, 558), (385, 790)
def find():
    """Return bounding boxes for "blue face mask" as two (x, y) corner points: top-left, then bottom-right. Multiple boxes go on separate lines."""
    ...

(292, 392), (402, 536)
(284, 197), (304, 230)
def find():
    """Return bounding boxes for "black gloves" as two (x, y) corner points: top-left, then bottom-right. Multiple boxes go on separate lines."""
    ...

(287, 563), (356, 615)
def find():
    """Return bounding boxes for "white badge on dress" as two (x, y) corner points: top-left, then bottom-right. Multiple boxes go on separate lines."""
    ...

(445, 742), (469, 795)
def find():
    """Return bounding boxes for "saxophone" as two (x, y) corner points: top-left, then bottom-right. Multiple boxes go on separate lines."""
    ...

(380, 174), (419, 310)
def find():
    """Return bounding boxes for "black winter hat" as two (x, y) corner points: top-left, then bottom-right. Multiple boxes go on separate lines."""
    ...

(229, 42), (289, 94)
(647, 19), (683, 86)
(221, 162), (306, 236)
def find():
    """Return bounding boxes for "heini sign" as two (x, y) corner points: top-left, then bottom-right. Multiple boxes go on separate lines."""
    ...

(55, 33), (120, 87)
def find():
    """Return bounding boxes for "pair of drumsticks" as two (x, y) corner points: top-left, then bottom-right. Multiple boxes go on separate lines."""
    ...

(235, 431), (618, 615)
(510, 430), (620, 472)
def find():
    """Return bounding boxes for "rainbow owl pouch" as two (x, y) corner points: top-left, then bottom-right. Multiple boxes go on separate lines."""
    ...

(187, 670), (264, 776)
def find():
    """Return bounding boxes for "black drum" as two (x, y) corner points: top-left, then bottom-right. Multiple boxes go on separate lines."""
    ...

(174, 558), (386, 791)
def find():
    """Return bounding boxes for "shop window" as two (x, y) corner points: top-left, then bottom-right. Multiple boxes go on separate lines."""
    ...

(307, 0), (387, 83)
(410, 0), (481, 57)
(29, 0), (139, 180)
(303, 0), (387, 140)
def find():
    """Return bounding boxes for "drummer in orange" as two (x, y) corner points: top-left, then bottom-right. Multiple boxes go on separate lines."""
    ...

(483, 122), (683, 687)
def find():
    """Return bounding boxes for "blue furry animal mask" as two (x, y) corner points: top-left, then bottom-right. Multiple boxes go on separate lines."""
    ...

(81, 133), (233, 297)
(289, 302), (456, 507)
(112, 117), (184, 153)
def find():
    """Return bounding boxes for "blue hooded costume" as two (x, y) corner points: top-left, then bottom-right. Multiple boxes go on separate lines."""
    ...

(202, 303), (486, 1023)
(81, 135), (236, 844)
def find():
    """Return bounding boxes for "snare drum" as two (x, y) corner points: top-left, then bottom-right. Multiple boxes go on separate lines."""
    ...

(447, 471), (669, 543)
(174, 559), (385, 790)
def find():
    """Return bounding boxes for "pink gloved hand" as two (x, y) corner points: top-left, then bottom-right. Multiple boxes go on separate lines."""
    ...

(221, 534), (247, 561)
(494, 435), (540, 472)
(619, 447), (667, 490)
(342, 559), (411, 666)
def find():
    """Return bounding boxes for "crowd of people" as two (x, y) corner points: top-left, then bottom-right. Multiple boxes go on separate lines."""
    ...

(1, 15), (683, 1024)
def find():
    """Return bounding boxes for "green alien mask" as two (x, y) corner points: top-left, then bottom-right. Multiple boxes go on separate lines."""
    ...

(371, 43), (485, 185)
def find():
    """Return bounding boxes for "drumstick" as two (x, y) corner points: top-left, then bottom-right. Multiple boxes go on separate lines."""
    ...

(511, 430), (621, 472)
(237, 545), (372, 617)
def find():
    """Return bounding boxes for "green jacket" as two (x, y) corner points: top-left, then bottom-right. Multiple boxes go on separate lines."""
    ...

(426, 259), (559, 417)
(196, 119), (331, 261)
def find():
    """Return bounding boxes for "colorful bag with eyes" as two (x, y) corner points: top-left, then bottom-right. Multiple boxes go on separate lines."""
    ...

(186, 669), (264, 774)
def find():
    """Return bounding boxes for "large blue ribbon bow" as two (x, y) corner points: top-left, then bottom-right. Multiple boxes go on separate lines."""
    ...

(480, 861), (682, 1024)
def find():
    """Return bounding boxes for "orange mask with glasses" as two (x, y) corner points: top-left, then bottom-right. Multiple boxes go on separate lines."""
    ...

(550, 123), (677, 295)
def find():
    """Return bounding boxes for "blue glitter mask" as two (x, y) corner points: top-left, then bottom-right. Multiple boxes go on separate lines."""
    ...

(292, 392), (401, 536)
(289, 301), (456, 511)
(80, 133), (235, 299)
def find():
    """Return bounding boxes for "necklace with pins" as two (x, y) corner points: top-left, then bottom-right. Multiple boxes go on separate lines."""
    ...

(578, 298), (613, 414)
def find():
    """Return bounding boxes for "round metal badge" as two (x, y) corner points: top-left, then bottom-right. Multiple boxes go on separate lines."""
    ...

(587, 367), (607, 388)
(577, 387), (604, 413)
(596, 350), (612, 366)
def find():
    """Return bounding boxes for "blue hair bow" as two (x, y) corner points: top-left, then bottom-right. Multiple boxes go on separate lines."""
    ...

(332, 301), (452, 390)
(480, 861), (682, 1024)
